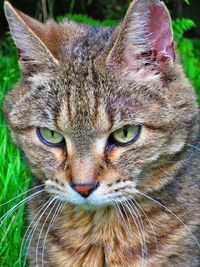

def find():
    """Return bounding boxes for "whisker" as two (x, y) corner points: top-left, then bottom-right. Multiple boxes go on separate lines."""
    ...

(0, 184), (45, 207)
(36, 199), (59, 266)
(124, 200), (146, 267)
(138, 191), (200, 248)
(132, 199), (158, 254)
(187, 143), (200, 153)
(166, 147), (194, 165)
(108, 199), (135, 263)
(114, 200), (132, 239)
(0, 190), (45, 227)
(19, 196), (50, 266)
(41, 201), (64, 267)
(127, 200), (147, 253)
(23, 197), (56, 267)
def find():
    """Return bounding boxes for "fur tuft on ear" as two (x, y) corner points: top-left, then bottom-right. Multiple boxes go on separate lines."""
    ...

(4, 1), (59, 73)
(107, 0), (175, 80)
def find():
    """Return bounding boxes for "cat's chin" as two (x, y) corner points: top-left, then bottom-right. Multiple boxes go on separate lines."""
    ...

(61, 195), (116, 211)
(76, 201), (113, 211)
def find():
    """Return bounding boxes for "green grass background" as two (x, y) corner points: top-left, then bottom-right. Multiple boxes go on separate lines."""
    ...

(0, 43), (31, 266)
(0, 15), (200, 266)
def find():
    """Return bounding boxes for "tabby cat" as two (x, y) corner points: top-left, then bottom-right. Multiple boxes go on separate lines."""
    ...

(3, 0), (200, 266)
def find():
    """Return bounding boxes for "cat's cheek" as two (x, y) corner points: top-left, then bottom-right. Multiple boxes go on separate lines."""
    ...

(48, 147), (67, 162)
(28, 165), (46, 180)
(137, 161), (182, 193)
(106, 147), (123, 163)
(13, 129), (66, 177)
(164, 135), (186, 155)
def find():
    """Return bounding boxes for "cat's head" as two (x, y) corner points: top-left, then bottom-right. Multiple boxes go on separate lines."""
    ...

(4, 0), (198, 209)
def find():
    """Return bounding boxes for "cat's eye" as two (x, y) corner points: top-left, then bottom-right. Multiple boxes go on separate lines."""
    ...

(109, 125), (141, 146)
(37, 128), (65, 147)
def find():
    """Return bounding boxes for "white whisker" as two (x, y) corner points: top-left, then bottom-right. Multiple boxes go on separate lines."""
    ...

(132, 199), (158, 254)
(41, 201), (64, 267)
(0, 184), (45, 207)
(23, 197), (56, 267)
(187, 143), (200, 152)
(0, 190), (45, 228)
(114, 201), (132, 238)
(128, 201), (147, 253)
(138, 191), (200, 248)
(36, 199), (60, 266)
(124, 200), (146, 267)
(20, 196), (50, 266)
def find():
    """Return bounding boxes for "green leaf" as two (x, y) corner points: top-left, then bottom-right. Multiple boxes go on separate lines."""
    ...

(184, 0), (190, 5)
(172, 18), (196, 43)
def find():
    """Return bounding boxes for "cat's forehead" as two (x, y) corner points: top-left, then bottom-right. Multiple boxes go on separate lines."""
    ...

(54, 66), (122, 133)
(66, 25), (114, 61)
(31, 61), (141, 136)
(25, 21), (172, 136)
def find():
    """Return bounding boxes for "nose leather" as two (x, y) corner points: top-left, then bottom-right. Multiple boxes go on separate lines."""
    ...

(72, 182), (99, 198)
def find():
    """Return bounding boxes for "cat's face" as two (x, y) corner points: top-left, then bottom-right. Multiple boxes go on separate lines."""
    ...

(4, 0), (198, 209)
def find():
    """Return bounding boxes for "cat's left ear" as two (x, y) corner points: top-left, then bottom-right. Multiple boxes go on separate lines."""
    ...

(107, 0), (175, 80)
(4, 1), (60, 73)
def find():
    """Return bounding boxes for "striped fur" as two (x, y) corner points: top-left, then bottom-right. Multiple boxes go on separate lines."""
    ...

(4, 0), (199, 266)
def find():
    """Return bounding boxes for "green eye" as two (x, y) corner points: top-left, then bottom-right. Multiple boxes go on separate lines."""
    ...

(111, 125), (141, 145)
(37, 128), (65, 147)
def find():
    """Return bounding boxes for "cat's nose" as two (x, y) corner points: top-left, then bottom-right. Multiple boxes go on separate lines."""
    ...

(71, 182), (99, 198)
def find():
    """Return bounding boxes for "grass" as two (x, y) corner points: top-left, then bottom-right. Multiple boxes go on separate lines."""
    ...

(0, 41), (31, 266)
(0, 15), (200, 266)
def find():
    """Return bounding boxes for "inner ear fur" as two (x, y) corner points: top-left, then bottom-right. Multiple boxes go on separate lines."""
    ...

(4, 1), (61, 67)
(107, 0), (175, 78)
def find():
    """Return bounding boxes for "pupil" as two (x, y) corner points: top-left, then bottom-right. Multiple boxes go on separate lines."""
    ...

(123, 126), (128, 137)
(51, 130), (54, 137)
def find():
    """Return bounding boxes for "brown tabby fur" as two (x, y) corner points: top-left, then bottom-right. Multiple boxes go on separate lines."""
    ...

(4, 0), (200, 266)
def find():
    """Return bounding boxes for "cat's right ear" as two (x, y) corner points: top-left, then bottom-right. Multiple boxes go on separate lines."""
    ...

(106, 0), (175, 82)
(4, 1), (59, 73)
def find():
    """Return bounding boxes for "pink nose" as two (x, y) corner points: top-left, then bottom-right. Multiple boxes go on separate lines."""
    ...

(72, 182), (99, 198)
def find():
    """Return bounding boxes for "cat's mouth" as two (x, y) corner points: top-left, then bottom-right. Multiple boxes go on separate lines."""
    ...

(45, 183), (113, 208)
(45, 178), (139, 209)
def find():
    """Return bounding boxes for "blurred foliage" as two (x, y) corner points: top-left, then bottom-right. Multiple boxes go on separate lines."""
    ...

(172, 18), (200, 103)
(56, 14), (117, 27)
(173, 18), (196, 42)
(54, 0), (191, 21)
(0, 34), (30, 267)
(95, 0), (130, 21)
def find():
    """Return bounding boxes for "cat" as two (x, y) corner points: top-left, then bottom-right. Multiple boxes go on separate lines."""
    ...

(3, 0), (200, 266)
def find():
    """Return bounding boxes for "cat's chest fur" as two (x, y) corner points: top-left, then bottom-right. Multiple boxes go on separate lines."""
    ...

(30, 206), (144, 266)
(28, 167), (200, 267)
